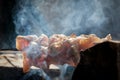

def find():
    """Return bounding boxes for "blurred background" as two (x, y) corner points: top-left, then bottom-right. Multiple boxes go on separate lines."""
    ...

(0, 0), (120, 49)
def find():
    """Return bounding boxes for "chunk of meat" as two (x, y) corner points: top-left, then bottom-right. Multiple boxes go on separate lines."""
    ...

(22, 52), (31, 73)
(16, 34), (112, 73)
(36, 34), (49, 47)
(16, 37), (29, 51)
(16, 35), (38, 50)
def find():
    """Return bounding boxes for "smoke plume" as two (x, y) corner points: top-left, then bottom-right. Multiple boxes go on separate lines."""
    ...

(13, 0), (120, 39)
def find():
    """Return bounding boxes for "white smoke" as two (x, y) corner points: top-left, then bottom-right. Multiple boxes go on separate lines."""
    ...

(13, 0), (120, 39)
(25, 42), (41, 59)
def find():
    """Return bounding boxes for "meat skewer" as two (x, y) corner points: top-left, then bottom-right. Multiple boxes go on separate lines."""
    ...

(16, 34), (111, 80)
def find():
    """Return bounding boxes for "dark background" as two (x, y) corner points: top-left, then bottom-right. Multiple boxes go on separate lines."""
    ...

(0, 0), (16, 49)
(0, 0), (120, 49)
